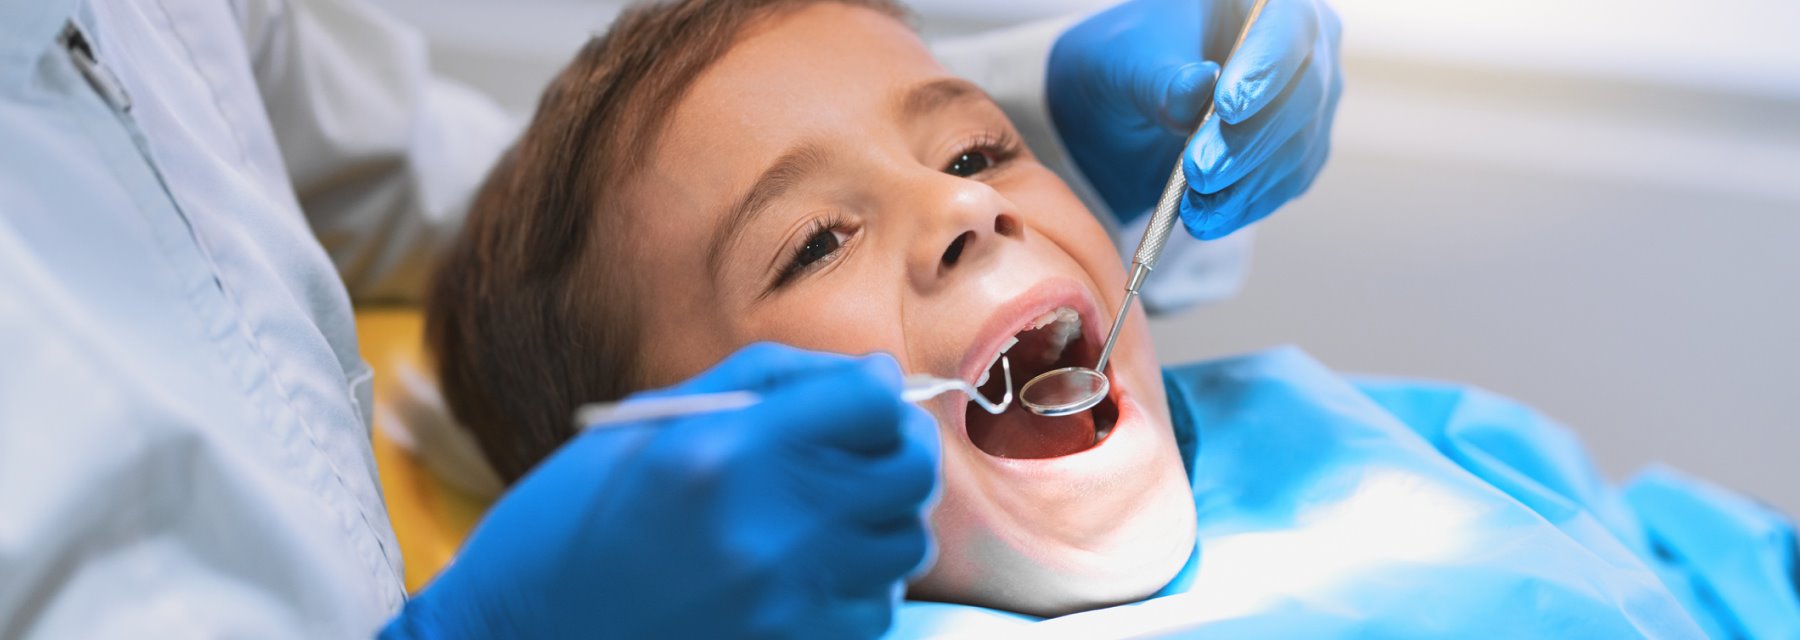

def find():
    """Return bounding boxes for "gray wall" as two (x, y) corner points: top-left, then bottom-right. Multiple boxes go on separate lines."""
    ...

(371, 0), (1800, 515)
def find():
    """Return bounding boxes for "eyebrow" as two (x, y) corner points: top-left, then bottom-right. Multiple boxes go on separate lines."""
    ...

(894, 77), (988, 122)
(707, 141), (829, 279)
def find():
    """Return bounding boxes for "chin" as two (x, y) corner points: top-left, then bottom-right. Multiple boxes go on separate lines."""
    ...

(908, 279), (1197, 617)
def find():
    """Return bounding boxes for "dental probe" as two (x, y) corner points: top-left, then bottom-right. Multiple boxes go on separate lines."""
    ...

(575, 357), (1012, 430)
(1017, 0), (1271, 417)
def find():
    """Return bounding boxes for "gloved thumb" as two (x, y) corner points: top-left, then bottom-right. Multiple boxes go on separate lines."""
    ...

(1127, 60), (1220, 134)
(647, 342), (869, 398)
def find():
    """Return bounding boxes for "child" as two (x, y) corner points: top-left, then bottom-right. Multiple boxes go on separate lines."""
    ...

(426, 0), (1798, 635)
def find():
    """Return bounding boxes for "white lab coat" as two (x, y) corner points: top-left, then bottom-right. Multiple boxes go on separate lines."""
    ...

(0, 0), (1246, 637)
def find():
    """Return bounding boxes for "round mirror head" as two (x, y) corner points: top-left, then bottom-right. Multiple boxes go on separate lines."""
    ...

(1017, 366), (1110, 417)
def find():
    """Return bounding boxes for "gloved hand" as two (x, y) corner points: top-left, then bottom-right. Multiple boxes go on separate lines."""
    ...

(1048, 0), (1343, 240)
(382, 343), (940, 639)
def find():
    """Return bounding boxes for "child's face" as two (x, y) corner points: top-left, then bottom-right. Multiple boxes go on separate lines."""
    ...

(622, 3), (1196, 615)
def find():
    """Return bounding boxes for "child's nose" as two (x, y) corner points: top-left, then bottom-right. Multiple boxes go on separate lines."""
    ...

(909, 175), (1022, 285)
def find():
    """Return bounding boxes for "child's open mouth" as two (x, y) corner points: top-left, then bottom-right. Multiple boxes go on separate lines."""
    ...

(966, 307), (1119, 459)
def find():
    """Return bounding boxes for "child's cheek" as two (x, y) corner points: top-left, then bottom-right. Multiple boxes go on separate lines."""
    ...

(1003, 170), (1117, 262)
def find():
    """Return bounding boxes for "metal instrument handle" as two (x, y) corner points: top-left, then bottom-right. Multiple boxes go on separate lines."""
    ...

(1131, 0), (1272, 276)
(576, 358), (1014, 430)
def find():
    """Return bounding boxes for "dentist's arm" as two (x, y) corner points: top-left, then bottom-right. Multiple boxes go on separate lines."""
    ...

(936, 0), (1343, 312)
(383, 344), (940, 639)
(237, 0), (519, 303)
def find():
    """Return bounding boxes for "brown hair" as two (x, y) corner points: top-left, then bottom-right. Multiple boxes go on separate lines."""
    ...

(427, 0), (911, 483)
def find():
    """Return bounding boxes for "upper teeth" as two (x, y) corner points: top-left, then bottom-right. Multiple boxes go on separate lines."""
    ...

(976, 336), (1018, 387)
(1029, 307), (1082, 363)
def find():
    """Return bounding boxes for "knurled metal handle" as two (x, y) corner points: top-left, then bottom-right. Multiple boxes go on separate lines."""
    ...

(1128, 0), (1270, 280)
(1134, 161), (1190, 273)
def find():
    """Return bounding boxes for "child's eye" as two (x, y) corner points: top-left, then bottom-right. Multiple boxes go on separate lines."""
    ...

(943, 131), (1023, 179)
(771, 217), (853, 290)
(793, 227), (842, 268)
(946, 151), (994, 177)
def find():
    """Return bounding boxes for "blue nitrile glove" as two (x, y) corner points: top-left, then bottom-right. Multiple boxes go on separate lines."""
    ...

(1048, 0), (1343, 240)
(382, 343), (940, 639)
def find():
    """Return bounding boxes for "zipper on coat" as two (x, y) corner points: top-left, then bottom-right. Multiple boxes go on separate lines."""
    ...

(60, 22), (132, 113)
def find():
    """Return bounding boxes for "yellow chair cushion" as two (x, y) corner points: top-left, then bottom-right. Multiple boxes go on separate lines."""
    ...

(356, 308), (489, 592)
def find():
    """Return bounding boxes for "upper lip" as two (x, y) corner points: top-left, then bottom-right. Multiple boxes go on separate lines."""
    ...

(957, 278), (1107, 389)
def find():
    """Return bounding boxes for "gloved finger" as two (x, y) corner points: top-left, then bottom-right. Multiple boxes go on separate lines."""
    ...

(1127, 61), (1220, 134)
(832, 407), (938, 527)
(1215, 0), (1323, 124)
(1186, 52), (1325, 195)
(823, 521), (933, 596)
(1182, 126), (1329, 239)
(759, 354), (908, 457)
(1187, 32), (1340, 238)
(1229, 144), (1327, 236)
(653, 341), (862, 397)
(1189, 125), (1327, 237)
(810, 593), (895, 640)
(1188, 37), (1346, 239)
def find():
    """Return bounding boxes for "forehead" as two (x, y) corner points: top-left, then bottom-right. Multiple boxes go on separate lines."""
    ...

(653, 3), (943, 178)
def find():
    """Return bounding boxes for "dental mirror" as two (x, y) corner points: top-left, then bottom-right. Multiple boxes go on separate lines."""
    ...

(1017, 365), (1110, 417)
(1018, 0), (1269, 419)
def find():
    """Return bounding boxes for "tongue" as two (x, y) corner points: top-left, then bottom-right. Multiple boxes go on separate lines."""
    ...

(966, 405), (1097, 459)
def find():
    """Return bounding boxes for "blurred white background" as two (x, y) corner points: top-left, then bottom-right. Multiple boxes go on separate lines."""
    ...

(369, 0), (1800, 514)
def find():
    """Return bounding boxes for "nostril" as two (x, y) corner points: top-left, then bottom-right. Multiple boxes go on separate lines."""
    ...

(994, 213), (1019, 237)
(942, 231), (972, 266)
